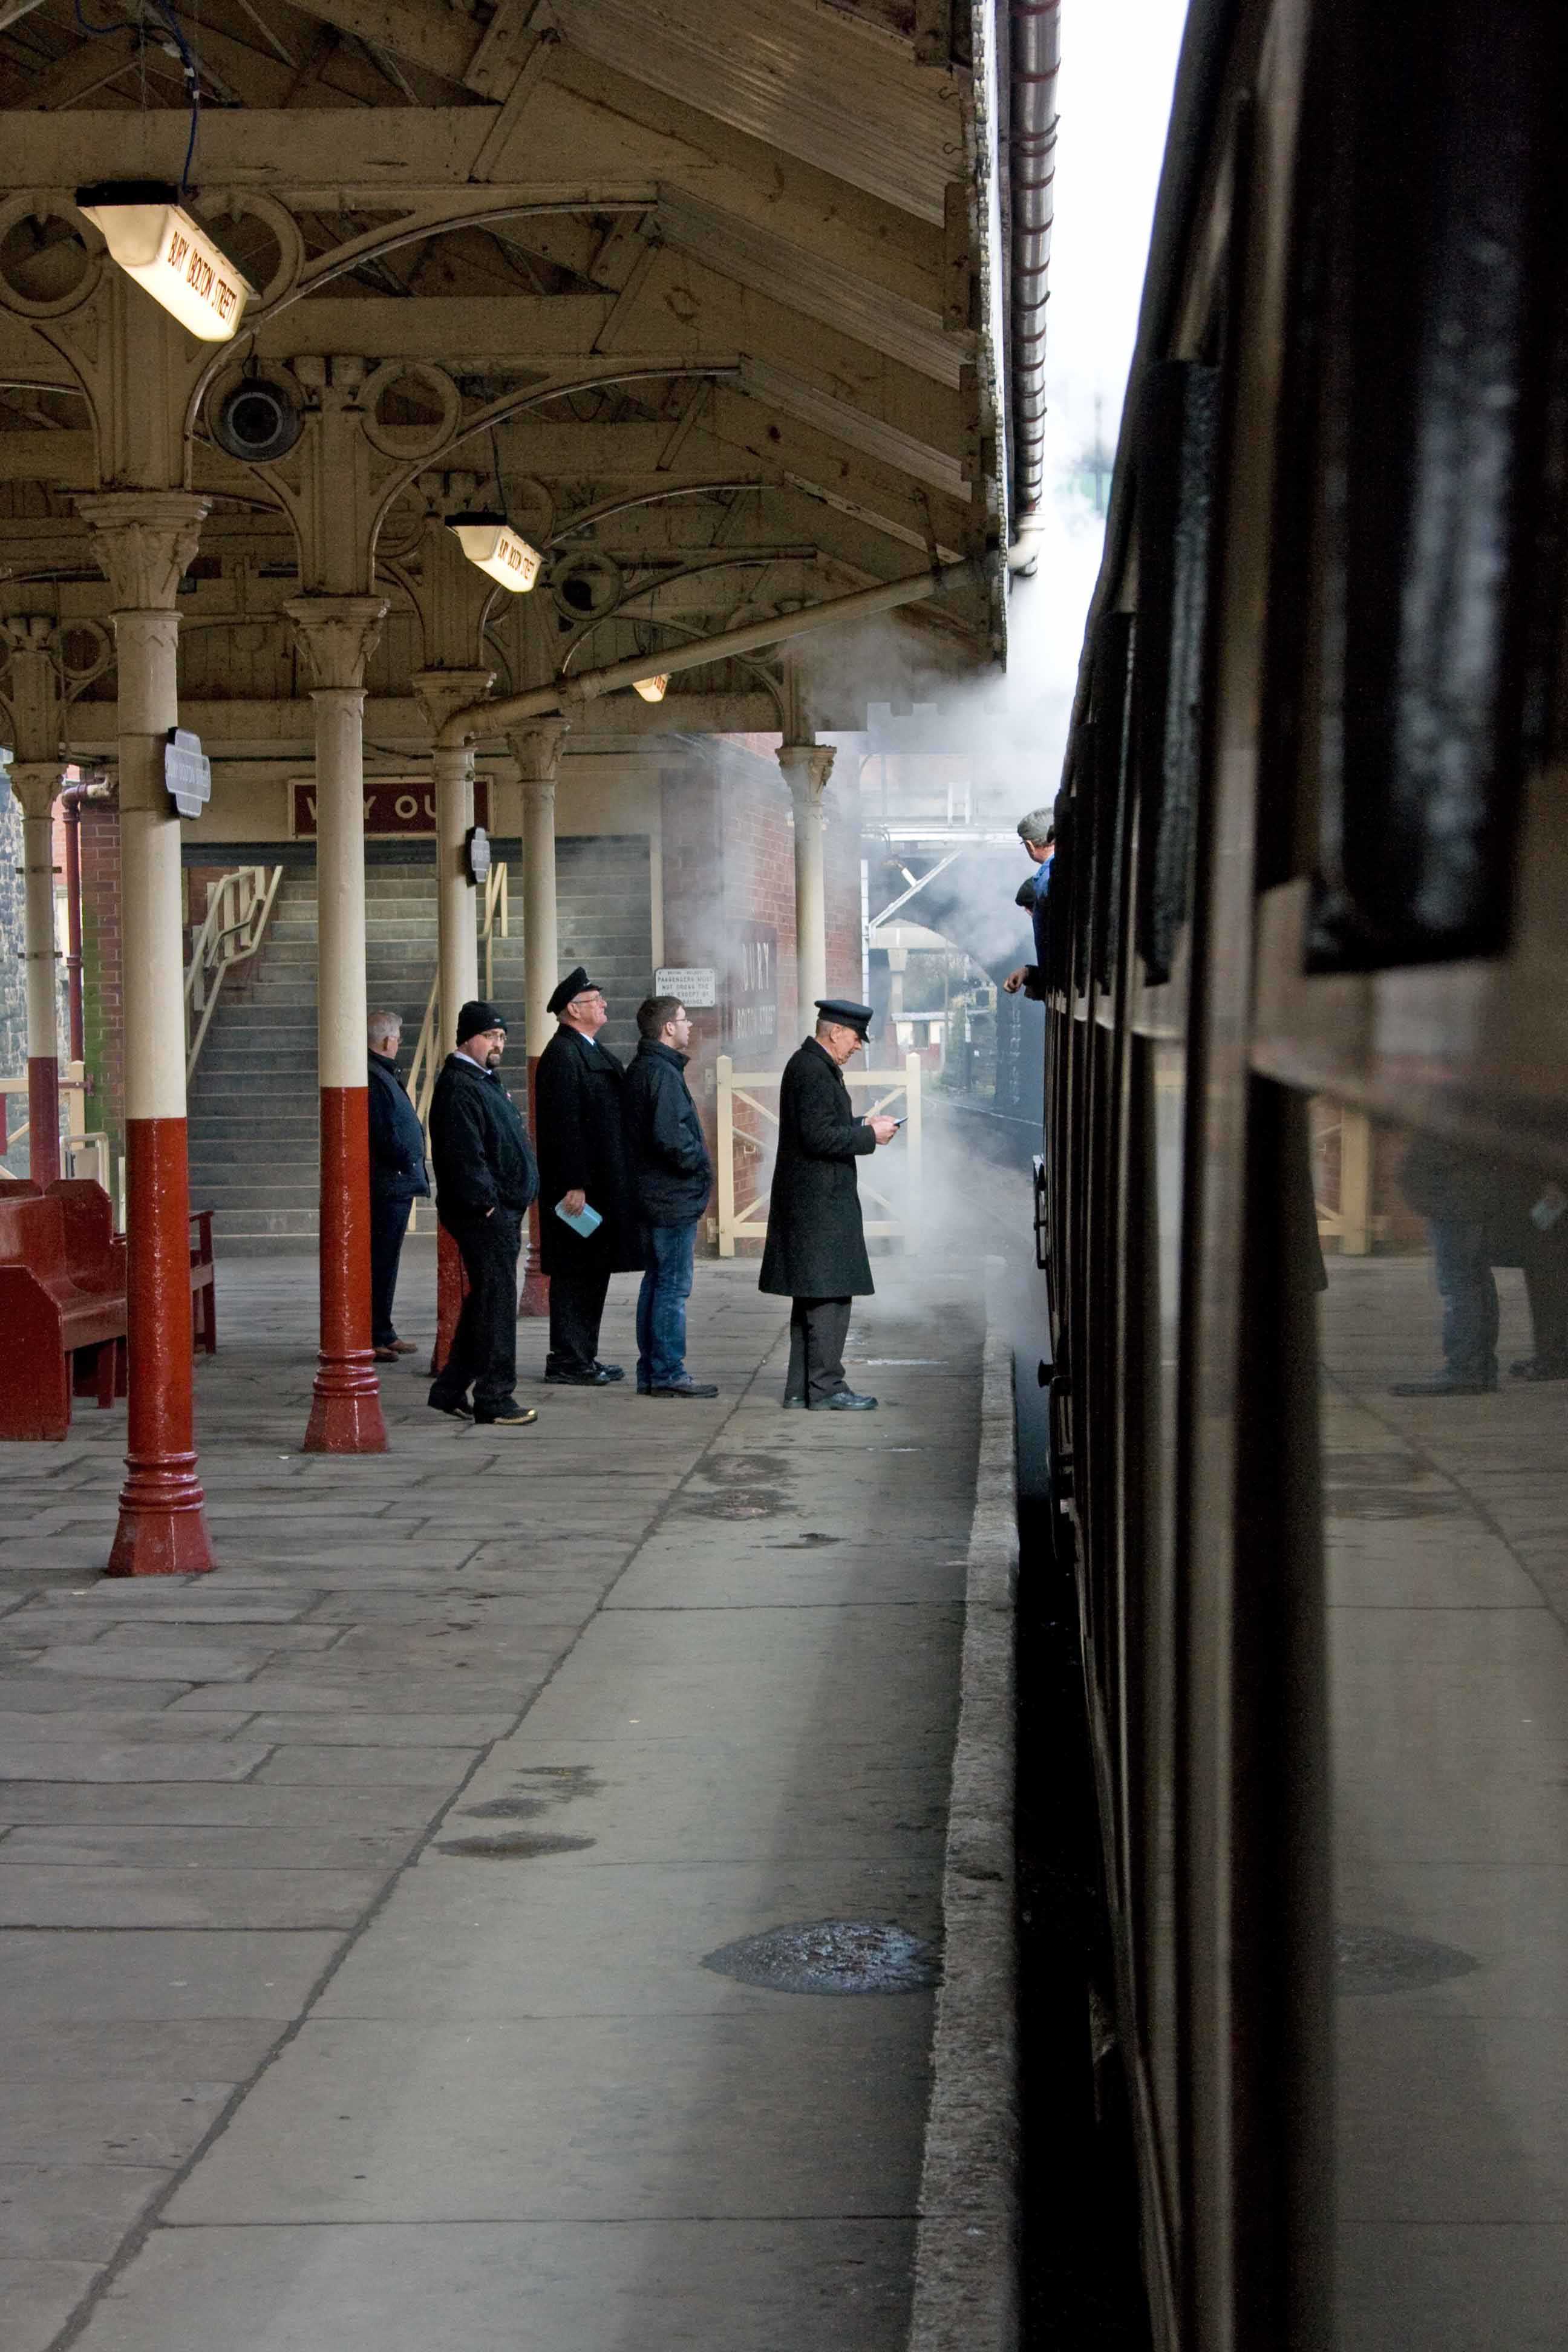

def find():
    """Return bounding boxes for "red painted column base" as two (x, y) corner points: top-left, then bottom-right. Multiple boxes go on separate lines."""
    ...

(108, 1454), (215, 1576)
(432, 1223), (469, 1378)
(107, 1116), (214, 1576)
(519, 1055), (550, 1316)
(305, 1086), (387, 1452)
(27, 1056), (61, 1188)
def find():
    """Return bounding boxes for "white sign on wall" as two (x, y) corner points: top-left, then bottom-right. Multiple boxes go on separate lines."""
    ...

(655, 965), (717, 1007)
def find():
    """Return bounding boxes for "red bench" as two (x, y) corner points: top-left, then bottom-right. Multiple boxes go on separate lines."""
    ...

(1, 1179), (216, 1356)
(0, 1192), (127, 1439)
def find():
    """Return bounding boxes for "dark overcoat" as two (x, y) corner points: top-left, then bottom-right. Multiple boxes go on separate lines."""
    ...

(759, 1035), (876, 1299)
(367, 1051), (430, 1203)
(428, 1053), (538, 1229)
(622, 1039), (713, 1226)
(535, 1025), (645, 1275)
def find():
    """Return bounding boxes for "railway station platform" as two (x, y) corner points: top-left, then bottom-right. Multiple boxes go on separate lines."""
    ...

(0, 1246), (995, 2352)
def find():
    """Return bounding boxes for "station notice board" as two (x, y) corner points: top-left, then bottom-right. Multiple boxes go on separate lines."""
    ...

(292, 779), (492, 837)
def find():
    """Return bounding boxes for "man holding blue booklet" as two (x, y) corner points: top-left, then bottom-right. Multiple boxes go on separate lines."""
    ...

(534, 965), (645, 1385)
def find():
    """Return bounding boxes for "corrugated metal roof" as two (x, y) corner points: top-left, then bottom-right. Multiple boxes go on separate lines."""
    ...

(551, 0), (954, 224)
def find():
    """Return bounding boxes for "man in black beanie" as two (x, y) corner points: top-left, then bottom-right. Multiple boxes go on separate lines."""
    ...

(426, 1001), (539, 1427)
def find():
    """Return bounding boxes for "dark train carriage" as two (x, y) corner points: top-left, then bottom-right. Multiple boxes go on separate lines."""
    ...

(1028, 1), (1568, 2345)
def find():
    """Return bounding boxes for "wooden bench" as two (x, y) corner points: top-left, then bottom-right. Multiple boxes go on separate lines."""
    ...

(0, 1192), (127, 1440)
(3, 1179), (217, 1357)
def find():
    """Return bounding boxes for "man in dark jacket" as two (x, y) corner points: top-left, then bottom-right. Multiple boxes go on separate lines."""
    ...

(759, 998), (900, 1410)
(366, 1010), (430, 1362)
(535, 965), (645, 1386)
(1393, 1135), (1568, 1395)
(426, 999), (539, 1428)
(623, 995), (716, 1399)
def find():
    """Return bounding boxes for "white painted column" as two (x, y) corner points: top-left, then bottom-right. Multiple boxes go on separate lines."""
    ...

(8, 761), (64, 1184)
(509, 720), (567, 1316)
(80, 492), (214, 1577)
(414, 670), (494, 1051)
(286, 595), (388, 1454)
(777, 742), (837, 1024)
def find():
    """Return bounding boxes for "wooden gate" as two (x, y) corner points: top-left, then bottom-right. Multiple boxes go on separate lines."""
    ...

(714, 1052), (923, 1256)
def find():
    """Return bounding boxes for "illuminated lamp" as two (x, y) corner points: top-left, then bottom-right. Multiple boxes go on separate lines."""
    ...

(76, 182), (253, 341)
(632, 675), (670, 704)
(445, 512), (543, 593)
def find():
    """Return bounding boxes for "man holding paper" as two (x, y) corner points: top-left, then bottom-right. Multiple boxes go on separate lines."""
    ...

(535, 966), (645, 1385)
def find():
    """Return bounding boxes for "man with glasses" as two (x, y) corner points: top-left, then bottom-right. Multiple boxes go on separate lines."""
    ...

(426, 999), (538, 1428)
(535, 965), (645, 1385)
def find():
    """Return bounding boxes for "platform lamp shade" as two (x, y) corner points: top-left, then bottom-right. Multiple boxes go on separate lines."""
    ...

(76, 183), (253, 341)
(445, 512), (543, 593)
(632, 674), (670, 703)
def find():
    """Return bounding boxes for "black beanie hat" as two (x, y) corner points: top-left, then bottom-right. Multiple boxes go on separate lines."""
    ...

(456, 999), (507, 1046)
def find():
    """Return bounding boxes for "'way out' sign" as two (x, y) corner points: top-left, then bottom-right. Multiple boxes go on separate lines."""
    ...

(292, 779), (492, 837)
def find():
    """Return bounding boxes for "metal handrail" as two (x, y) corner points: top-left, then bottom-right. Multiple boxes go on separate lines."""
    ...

(185, 864), (284, 1082)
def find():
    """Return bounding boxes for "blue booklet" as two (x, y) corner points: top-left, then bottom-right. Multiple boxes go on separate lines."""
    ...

(554, 1197), (603, 1238)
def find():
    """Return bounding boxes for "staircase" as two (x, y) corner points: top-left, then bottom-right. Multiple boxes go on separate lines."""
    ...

(185, 840), (650, 1255)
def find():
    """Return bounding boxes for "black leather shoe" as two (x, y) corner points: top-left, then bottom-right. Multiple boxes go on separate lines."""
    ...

(823, 1389), (878, 1411)
(428, 1393), (473, 1419)
(594, 1362), (626, 1382)
(544, 1367), (613, 1387)
(1512, 1355), (1568, 1381)
(1388, 1373), (1498, 1397)
(781, 1395), (808, 1410)
(474, 1400), (538, 1426)
(648, 1379), (719, 1398)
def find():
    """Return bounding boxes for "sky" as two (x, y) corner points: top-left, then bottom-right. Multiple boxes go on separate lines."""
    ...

(1005, 0), (1191, 746)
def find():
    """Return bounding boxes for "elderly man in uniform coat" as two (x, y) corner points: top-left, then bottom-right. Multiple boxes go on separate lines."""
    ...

(535, 965), (645, 1385)
(760, 998), (900, 1410)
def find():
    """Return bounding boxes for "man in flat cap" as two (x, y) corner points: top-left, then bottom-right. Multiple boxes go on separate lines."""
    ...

(534, 965), (645, 1385)
(759, 998), (900, 1411)
(426, 1000), (539, 1428)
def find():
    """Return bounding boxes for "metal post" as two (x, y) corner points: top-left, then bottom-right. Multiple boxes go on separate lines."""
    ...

(716, 1053), (736, 1257)
(1339, 1108), (1372, 1257)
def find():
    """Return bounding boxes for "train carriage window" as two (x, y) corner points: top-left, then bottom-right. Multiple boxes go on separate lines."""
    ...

(1089, 613), (1135, 995)
(1132, 362), (1221, 984)
(1273, 1), (1566, 972)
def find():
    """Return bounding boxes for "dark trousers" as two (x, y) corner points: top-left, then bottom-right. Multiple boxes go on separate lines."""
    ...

(786, 1295), (853, 1403)
(1429, 1220), (1499, 1382)
(433, 1210), (521, 1411)
(370, 1194), (414, 1347)
(1521, 1227), (1568, 1362)
(547, 1258), (612, 1377)
(636, 1220), (697, 1389)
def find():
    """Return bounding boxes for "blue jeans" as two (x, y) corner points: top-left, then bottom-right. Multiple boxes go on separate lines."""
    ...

(636, 1220), (697, 1390)
(1429, 1218), (1499, 1382)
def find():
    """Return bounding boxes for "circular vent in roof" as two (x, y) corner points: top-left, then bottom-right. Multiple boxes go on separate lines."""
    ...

(214, 377), (301, 464)
(548, 547), (623, 622)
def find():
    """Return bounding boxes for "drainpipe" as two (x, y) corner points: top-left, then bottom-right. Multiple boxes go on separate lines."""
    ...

(434, 558), (982, 749)
(1008, 0), (1060, 574)
(59, 777), (102, 1065)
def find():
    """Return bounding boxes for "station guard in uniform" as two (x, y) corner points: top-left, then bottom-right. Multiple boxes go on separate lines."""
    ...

(759, 998), (901, 1410)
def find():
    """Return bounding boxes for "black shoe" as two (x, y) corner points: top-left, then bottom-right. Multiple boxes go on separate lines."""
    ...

(544, 1365), (613, 1387)
(594, 1362), (626, 1382)
(782, 1395), (808, 1410)
(1388, 1373), (1498, 1397)
(428, 1392), (474, 1419)
(823, 1390), (878, 1411)
(647, 1379), (719, 1399)
(1512, 1355), (1568, 1381)
(474, 1400), (538, 1426)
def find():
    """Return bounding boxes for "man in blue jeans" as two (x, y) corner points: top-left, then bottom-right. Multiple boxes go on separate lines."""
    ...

(622, 995), (717, 1398)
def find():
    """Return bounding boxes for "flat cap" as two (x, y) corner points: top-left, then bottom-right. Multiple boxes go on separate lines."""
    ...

(815, 997), (874, 1040)
(547, 964), (603, 1018)
(455, 998), (506, 1045)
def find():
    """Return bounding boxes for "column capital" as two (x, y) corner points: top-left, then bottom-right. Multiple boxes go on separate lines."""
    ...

(284, 595), (388, 693)
(7, 759), (64, 820)
(78, 492), (211, 611)
(508, 717), (570, 786)
(412, 666), (495, 738)
(776, 741), (837, 805)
